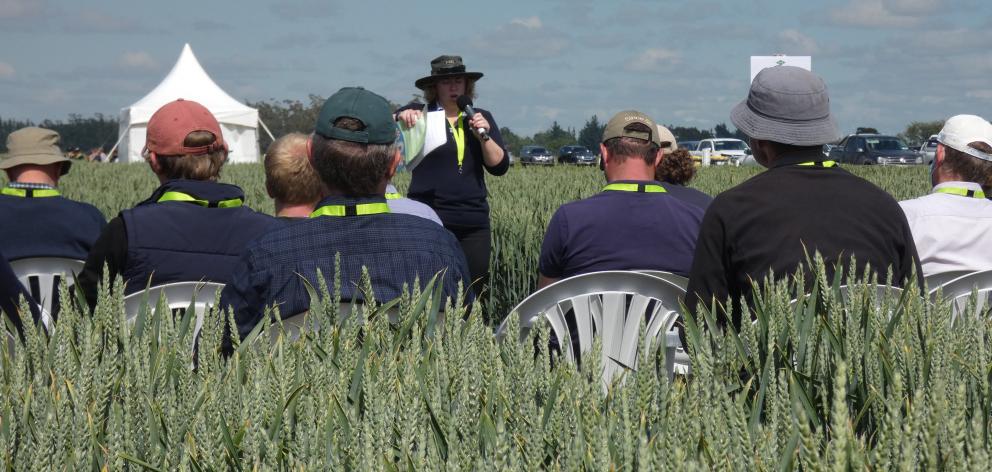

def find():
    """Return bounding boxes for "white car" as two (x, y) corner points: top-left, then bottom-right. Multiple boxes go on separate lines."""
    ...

(690, 138), (754, 166)
(919, 135), (938, 165)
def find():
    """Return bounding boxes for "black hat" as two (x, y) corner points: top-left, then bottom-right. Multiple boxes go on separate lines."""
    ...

(414, 55), (484, 90)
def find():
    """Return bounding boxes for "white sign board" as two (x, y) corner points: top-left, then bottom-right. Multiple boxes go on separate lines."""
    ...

(750, 56), (811, 83)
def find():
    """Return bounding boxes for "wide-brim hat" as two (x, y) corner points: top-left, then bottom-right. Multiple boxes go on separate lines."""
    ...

(414, 55), (484, 90)
(730, 66), (841, 146)
(1, 127), (71, 175)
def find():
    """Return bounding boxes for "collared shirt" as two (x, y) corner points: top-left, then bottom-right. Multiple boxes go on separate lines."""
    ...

(539, 179), (705, 279)
(220, 194), (471, 344)
(900, 181), (992, 276)
(385, 183), (442, 225)
(685, 150), (922, 329)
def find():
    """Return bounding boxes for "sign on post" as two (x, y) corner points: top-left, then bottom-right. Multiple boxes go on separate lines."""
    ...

(750, 55), (811, 83)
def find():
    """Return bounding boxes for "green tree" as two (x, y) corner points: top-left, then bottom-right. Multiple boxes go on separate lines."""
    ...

(499, 127), (533, 156)
(248, 95), (325, 151)
(899, 120), (943, 147)
(577, 115), (604, 151)
(667, 125), (713, 142)
(532, 121), (575, 156)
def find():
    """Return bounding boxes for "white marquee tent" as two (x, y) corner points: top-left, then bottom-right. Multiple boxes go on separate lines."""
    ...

(115, 44), (271, 163)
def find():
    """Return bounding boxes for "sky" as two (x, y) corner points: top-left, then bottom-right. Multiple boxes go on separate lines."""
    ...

(1, 0), (990, 137)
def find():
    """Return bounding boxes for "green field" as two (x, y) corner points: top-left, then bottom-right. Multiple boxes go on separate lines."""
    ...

(5, 162), (973, 470)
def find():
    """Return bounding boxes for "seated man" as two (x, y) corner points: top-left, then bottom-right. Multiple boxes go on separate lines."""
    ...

(222, 87), (470, 342)
(264, 132), (324, 219)
(686, 66), (921, 330)
(78, 99), (278, 308)
(0, 127), (106, 262)
(900, 115), (992, 276)
(537, 111), (706, 288)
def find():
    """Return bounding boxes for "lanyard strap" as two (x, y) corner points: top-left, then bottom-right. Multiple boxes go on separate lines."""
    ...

(310, 202), (391, 217)
(157, 191), (244, 208)
(385, 192), (402, 200)
(935, 187), (987, 199)
(1, 187), (61, 198)
(794, 160), (837, 168)
(447, 113), (466, 173)
(602, 183), (667, 193)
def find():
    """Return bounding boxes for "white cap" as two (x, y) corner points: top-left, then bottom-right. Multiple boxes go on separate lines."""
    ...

(937, 114), (992, 162)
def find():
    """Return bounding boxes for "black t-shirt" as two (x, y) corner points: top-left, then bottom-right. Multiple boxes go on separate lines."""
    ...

(685, 150), (923, 328)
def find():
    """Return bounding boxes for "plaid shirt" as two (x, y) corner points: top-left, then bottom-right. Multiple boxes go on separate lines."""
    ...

(221, 195), (471, 341)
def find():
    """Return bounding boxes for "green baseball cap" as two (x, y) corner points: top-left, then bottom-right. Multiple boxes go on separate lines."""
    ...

(315, 87), (396, 145)
(602, 110), (661, 146)
(1, 127), (71, 175)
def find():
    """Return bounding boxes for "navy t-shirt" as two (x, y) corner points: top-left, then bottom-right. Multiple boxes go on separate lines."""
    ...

(0, 193), (106, 261)
(538, 180), (706, 278)
(661, 183), (713, 212)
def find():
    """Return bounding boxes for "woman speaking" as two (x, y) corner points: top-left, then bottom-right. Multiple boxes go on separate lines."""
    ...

(396, 55), (508, 296)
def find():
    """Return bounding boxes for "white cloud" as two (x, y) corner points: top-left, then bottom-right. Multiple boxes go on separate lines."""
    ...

(0, 61), (14, 79)
(510, 16), (542, 29)
(0, 0), (42, 19)
(469, 17), (568, 60)
(778, 29), (819, 54)
(625, 48), (681, 72)
(117, 51), (158, 71)
(828, 0), (929, 27)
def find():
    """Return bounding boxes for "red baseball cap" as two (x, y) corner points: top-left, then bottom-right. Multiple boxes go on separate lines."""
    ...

(145, 99), (227, 156)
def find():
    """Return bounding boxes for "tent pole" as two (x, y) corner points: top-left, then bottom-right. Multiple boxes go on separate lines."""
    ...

(257, 118), (276, 142)
(107, 126), (129, 162)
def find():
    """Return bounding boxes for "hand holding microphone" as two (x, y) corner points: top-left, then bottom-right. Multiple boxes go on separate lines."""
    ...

(456, 95), (490, 141)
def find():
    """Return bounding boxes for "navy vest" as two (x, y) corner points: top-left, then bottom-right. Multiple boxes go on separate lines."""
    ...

(0, 190), (106, 261)
(120, 180), (277, 294)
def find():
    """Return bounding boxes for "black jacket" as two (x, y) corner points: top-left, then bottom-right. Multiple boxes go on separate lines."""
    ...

(685, 150), (922, 329)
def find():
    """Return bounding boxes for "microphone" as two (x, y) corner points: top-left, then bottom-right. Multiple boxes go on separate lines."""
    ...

(456, 95), (490, 141)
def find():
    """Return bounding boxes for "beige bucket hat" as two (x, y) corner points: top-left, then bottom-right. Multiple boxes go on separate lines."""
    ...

(1, 127), (71, 174)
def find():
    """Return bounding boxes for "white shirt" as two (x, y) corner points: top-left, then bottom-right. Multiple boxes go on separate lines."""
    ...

(900, 181), (992, 276)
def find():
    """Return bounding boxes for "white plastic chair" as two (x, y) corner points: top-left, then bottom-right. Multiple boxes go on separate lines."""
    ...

(496, 271), (687, 387)
(636, 270), (689, 290)
(123, 282), (225, 343)
(9, 257), (84, 328)
(925, 270), (975, 296)
(931, 270), (992, 322)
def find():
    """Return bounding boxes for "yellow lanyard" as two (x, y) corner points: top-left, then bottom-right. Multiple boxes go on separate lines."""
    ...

(310, 202), (390, 217)
(1, 186), (61, 198)
(602, 183), (667, 193)
(935, 187), (986, 199)
(448, 113), (466, 173)
(795, 160), (837, 168)
(157, 191), (244, 208)
(385, 192), (402, 200)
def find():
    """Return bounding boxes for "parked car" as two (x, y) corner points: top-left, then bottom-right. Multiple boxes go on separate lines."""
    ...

(687, 139), (749, 166)
(919, 135), (938, 165)
(557, 145), (597, 165)
(519, 145), (554, 166)
(828, 134), (922, 165)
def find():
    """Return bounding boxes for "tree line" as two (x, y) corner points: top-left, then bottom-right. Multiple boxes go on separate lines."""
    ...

(0, 100), (947, 157)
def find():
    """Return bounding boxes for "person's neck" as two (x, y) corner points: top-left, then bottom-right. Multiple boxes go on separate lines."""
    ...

(275, 202), (316, 218)
(934, 170), (966, 187)
(606, 164), (655, 183)
(10, 169), (58, 187)
(440, 100), (460, 118)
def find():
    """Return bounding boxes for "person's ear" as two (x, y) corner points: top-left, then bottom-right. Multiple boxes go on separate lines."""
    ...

(148, 151), (162, 174)
(934, 143), (945, 167)
(306, 134), (315, 167)
(387, 148), (402, 178)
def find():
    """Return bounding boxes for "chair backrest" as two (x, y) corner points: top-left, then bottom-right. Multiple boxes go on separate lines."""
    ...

(123, 281), (225, 343)
(925, 270), (975, 296)
(9, 257), (84, 327)
(635, 270), (689, 290)
(931, 270), (992, 322)
(496, 271), (687, 387)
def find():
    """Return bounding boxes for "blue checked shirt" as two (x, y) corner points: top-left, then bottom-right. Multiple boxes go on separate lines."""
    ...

(221, 195), (471, 341)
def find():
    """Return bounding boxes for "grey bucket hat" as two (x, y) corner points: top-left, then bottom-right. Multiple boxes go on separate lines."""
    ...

(1, 127), (71, 174)
(730, 66), (841, 146)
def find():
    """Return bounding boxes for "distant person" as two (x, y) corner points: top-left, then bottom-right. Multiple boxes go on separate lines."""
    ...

(537, 111), (706, 288)
(396, 55), (509, 295)
(0, 247), (41, 336)
(900, 114), (992, 276)
(222, 87), (470, 345)
(0, 127), (106, 262)
(78, 99), (278, 309)
(685, 66), (922, 330)
(264, 133), (323, 219)
(384, 182), (442, 225)
(655, 124), (712, 211)
(87, 147), (106, 163)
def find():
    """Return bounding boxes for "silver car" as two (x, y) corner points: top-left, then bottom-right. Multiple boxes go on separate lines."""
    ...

(919, 135), (938, 165)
